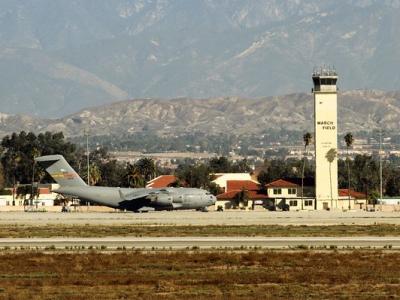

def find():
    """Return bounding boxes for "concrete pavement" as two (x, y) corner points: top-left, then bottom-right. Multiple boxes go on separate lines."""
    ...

(1, 210), (400, 226)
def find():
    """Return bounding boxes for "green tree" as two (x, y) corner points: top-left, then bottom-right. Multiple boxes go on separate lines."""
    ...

(325, 148), (337, 209)
(344, 132), (354, 209)
(231, 159), (251, 173)
(83, 164), (102, 186)
(207, 182), (221, 196)
(301, 132), (312, 210)
(352, 155), (379, 205)
(257, 170), (269, 190)
(234, 188), (249, 209)
(209, 156), (231, 173)
(135, 158), (157, 183)
(97, 160), (126, 187)
(0, 131), (79, 186)
(175, 163), (211, 189)
(385, 174), (400, 196)
(126, 163), (145, 188)
(0, 163), (5, 190)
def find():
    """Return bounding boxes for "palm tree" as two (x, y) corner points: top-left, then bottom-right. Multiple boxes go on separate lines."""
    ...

(81, 162), (102, 186)
(344, 132), (354, 210)
(135, 158), (157, 183)
(88, 164), (102, 186)
(235, 188), (249, 209)
(12, 152), (22, 206)
(301, 132), (312, 210)
(325, 148), (337, 209)
(126, 163), (145, 188)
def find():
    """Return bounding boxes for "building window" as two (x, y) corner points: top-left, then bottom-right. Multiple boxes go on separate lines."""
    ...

(305, 200), (313, 206)
(289, 200), (298, 207)
(273, 188), (282, 195)
(288, 188), (297, 195)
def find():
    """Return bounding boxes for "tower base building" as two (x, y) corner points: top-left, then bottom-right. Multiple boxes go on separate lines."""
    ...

(312, 67), (339, 210)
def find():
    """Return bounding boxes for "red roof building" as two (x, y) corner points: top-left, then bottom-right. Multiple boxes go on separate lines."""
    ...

(226, 180), (259, 192)
(217, 190), (269, 200)
(146, 175), (178, 188)
(38, 188), (50, 194)
(266, 179), (298, 188)
(338, 189), (367, 199)
(217, 180), (268, 201)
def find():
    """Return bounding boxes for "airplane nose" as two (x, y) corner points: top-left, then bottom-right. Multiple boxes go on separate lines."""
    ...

(203, 194), (216, 205)
(210, 195), (216, 204)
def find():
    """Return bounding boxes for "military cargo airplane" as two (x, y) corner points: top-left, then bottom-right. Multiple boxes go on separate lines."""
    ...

(35, 155), (216, 212)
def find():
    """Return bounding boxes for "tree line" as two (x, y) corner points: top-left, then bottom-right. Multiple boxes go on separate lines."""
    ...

(0, 132), (251, 195)
(1, 131), (400, 200)
(0, 131), (159, 191)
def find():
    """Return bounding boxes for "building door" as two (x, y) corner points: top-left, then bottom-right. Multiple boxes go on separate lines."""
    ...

(323, 202), (329, 210)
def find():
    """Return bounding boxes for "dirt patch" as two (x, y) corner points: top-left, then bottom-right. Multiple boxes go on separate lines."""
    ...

(0, 251), (399, 299)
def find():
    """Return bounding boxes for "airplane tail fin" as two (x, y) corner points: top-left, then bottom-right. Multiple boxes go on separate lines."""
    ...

(35, 155), (87, 187)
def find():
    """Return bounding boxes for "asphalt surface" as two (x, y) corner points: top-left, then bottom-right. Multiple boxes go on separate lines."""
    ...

(0, 210), (400, 225)
(1, 236), (399, 249)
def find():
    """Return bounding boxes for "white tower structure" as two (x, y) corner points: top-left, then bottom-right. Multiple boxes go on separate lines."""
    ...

(312, 67), (338, 210)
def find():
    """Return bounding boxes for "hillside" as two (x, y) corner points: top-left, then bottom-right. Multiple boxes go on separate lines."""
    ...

(0, 90), (398, 138)
(1, 1), (400, 117)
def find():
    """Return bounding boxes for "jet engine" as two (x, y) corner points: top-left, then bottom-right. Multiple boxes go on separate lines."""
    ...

(151, 194), (173, 206)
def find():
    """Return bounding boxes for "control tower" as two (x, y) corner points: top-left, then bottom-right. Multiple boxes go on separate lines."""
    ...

(312, 66), (338, 210)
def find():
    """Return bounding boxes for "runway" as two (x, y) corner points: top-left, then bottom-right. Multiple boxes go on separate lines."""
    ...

(1, 236), (399, 249)
(1, 210), (400, 226)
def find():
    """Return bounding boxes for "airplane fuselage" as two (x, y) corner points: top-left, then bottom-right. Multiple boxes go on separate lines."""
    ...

(35, 154), (216, 212)
(55, 186), (216, 211)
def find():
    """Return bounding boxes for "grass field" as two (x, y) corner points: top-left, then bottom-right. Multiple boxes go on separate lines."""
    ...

(0, 250), (399, 299)
(1, 224), (400, 238)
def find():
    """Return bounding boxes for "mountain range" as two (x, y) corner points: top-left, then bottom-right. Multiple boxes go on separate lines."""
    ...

(1, 0), (400, 117)
(0, 90), (398, 138)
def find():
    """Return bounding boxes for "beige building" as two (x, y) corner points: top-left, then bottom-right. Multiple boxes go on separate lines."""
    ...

(0, 184), (59, 209)
(313, 67), (339, 210)
(337, 189), (367, 210)
(266, 179), (314, 211)
(211, 173), (257, 192)
(215, 179), (267, 210)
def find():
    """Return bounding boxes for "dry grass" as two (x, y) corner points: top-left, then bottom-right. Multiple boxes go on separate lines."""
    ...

(0, 224), (400, 238)
(0, 251), (399, 299)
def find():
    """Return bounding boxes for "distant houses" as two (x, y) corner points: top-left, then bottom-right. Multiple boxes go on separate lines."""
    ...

(0, 184), (59, 211)
(214, 177), (314, 211)
(212, 173), (368, 211)
(216, 179), (268, 210)
(142, 172), (371, 211)
(0, 173), (375, 211)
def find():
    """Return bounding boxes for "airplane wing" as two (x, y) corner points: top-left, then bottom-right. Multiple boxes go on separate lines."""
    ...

(118, 189), (159, 201)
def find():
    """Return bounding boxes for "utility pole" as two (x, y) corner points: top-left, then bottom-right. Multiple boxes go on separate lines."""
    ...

(85, 128), (90, 211)
(85, 128), (90, 186)
(379, 129), (383, 211)
(30, 160), (36, 208)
